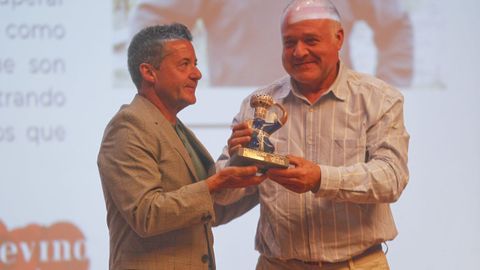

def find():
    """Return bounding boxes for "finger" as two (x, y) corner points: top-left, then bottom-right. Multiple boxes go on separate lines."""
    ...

(286, 155), (303, 166)
(229, 166), (259, 176)
(269, 175), (308, 191)
(228, 144), (242, 156)
(242, 174), (267, 185)
(231, 121), (251, 132)
(231, 128), (253, 138)
(283, 180), (310, 193)
(228, 137), (251, 156)
(228, 173), (266, 188)
(268, 175), (296, 185)
(228, 136), (251, 148)
(258, 174), (268, 182)
(266, 167), (301, 178)
(228, 126), (252, 146)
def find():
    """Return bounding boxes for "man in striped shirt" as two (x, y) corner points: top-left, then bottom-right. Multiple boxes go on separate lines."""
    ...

(218, 0), (409, 269)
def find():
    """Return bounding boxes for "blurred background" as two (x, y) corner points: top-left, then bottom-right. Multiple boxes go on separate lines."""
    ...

(1, 0), (479, 269)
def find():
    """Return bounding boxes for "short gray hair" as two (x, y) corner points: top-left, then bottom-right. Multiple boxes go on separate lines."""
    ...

(127, 23), (193, 89)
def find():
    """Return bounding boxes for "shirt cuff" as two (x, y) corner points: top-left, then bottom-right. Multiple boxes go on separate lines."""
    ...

(314, 164), (342, 198)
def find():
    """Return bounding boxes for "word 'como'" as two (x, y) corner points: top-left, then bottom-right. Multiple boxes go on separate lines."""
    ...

(5, 23), (66, 40)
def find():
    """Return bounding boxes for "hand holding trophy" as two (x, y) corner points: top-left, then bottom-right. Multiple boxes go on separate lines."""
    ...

(228, 94), (289, 172)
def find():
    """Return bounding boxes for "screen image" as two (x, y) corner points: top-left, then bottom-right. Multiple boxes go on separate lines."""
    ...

(1, 0), (479, 269)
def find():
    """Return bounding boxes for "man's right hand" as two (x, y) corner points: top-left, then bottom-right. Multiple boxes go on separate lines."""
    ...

(227, 122), (253, 156)
(206, 166), (266, 193)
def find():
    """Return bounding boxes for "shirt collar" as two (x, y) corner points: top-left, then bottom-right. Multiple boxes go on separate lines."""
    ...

(268, 76), (291, 101)
(329, 61), (348, 101)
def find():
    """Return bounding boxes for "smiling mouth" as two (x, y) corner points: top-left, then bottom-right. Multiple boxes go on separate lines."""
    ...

(293, 62), (314, 68)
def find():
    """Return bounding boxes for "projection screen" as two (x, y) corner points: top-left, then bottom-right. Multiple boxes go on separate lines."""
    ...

(1, 0), (479, 269)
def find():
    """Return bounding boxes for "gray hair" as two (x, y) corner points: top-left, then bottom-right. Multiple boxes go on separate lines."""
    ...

(127, 23), (193, 89)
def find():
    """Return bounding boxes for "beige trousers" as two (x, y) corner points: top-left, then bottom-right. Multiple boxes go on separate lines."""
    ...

(256, 249), (390, 270)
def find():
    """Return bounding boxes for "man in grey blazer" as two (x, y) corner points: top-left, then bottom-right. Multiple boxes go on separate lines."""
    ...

(98, 23), (264, 270)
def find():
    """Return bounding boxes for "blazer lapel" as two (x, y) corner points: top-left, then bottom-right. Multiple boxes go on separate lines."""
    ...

(132, 95), (200, 182)
(177, 120), (216, 177)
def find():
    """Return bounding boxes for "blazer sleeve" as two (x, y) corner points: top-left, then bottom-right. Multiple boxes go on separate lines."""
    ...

(97, 110), (215, 238)
(212, 189), (259, 226)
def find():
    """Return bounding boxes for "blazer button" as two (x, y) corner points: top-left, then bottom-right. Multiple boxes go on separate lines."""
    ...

(201, 254), (210, 263)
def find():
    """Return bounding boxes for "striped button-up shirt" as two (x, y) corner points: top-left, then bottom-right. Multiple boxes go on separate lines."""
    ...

(217, 62), (409, 263)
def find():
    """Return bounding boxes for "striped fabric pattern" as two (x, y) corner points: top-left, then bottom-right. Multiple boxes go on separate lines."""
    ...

(220, 62), (409, 263)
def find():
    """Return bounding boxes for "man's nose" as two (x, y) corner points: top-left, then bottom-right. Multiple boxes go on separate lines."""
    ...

(293, 41), (308, 58)
(191, 66), (202, 80)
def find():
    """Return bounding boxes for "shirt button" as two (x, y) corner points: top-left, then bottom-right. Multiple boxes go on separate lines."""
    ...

(201, 254), (210, 263)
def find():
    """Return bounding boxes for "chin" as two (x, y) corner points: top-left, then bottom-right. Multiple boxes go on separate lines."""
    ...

(292, 73), (319, 84)
(186, 97), (197, 105)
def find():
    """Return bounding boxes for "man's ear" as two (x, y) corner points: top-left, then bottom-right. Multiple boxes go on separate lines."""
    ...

(139, 63), (156, 84)
(335, 27), (344, 50)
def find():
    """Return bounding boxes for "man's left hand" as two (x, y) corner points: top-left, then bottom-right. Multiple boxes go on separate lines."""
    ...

(266, 155), (321, 193)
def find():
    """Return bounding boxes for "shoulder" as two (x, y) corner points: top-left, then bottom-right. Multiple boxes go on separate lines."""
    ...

(232, 76), (290, 122)
(255, 76), (290, 96)
(242, 76), (291, 104)
(107, 102), (145, 132)
(345, 69), (404, 104)
(102, 96), (166, 145)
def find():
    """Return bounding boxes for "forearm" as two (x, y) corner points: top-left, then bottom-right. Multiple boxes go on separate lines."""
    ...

(315, 93), (409, 203)
(212, 185), (257, 205)
(98, 111), (216, 238)
(317, 156), (408, 203)
(213, 188), (259, 226)
(128, 181), (215, 237)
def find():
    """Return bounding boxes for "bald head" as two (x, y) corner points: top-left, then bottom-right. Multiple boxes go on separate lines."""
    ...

(282, 0), (341, 26)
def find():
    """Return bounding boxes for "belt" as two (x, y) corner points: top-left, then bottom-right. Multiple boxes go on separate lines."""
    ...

(292, 244), (383, 266)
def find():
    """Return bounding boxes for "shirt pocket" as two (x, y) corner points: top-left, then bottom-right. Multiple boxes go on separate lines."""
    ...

(269, 132), (305, 157)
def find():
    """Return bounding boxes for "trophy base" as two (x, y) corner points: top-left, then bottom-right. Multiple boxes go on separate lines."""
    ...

(228, 147), (289, 171)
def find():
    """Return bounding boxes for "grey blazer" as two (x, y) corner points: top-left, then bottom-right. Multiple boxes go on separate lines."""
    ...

(98, 95), (258, 269)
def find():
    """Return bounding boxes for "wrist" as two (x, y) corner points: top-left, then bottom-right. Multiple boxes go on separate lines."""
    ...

(206, 177), (219, 193)
(311, 179), (321, 193)
(311, 165), (322, 193)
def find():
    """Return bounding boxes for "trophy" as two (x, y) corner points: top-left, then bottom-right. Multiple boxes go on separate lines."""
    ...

(228, 94), (289, 171)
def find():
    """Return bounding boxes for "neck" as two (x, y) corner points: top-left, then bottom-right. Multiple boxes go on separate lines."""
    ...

(139, 89), (177, 124)
(293, 81), (329, 104)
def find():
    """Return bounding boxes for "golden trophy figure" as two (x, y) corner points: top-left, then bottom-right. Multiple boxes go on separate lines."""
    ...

(228, 94), (289, 171)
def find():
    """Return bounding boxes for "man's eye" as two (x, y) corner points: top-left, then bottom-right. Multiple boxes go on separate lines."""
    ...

(283, 40), (295, 47)
(178, 61), (189, 68)
(305, 38), (318, 45)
